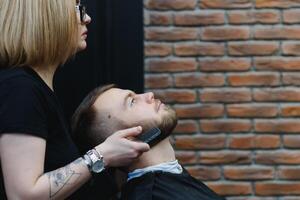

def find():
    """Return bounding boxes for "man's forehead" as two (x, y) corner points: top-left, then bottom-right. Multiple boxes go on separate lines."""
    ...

(94, 88), (128, 109)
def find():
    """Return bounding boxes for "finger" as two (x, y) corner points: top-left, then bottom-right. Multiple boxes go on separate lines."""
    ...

(129, 140), (150, 152)
(118, 126), (142, 138)
(126, 136), (135, 141)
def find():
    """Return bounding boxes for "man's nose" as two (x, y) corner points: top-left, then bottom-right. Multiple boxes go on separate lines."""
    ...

(142, 92), (154, 103)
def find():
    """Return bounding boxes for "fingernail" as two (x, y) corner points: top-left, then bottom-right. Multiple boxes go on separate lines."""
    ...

(137, 126), (142, 132)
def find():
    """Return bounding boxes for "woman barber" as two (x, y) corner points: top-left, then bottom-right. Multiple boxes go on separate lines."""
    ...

(0, 0), (149, 199)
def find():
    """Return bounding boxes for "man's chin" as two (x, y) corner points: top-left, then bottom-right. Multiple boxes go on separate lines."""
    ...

(158, 108), (177, 137)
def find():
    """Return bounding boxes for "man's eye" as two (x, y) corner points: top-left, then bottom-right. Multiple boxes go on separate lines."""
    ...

(130, 98), (136, 107)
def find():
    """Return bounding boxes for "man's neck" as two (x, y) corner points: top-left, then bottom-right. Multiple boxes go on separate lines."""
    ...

(127, 137), (176, 172)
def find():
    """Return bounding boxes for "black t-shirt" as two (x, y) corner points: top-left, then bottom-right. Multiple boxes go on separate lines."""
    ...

(0, 67), (119, 200)
(121, 168), (226, 200)
(0, 67), (80, 199)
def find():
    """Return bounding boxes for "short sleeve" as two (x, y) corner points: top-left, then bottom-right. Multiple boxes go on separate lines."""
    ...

(0, 77), (48, 139)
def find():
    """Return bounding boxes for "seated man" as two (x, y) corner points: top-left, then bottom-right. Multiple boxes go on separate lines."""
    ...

(72, 84), (225, 200)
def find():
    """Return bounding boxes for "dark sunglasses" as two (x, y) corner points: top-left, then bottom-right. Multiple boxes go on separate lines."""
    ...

(75, 3), (87, 23)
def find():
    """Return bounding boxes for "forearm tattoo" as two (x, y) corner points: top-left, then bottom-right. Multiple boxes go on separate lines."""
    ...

(47, 158), (84, 199)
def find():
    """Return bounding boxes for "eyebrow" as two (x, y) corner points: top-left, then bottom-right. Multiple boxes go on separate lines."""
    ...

(123, 92), (132, 109)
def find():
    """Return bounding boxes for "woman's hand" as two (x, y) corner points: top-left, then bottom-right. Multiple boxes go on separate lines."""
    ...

(95, 126), (150, 167)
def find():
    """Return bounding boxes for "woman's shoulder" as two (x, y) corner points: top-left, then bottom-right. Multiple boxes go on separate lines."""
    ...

(0, 68), (47, 108)
(0, 67), (43, 93)
(0, 67), (36, 85)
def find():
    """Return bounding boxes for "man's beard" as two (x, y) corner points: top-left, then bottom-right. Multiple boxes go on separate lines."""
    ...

(139, 105), (178, 142)
(119, 105), (178, 141)
(157, 105), (177, 138)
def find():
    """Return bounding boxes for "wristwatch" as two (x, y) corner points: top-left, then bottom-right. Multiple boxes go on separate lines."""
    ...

(84, 149), (105, 173)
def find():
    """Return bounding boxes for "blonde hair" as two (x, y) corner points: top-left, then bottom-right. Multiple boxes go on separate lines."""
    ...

(0, 0), (79, 68)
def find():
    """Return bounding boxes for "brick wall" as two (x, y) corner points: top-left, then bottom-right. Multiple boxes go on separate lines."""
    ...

(144, 0), (300, 199)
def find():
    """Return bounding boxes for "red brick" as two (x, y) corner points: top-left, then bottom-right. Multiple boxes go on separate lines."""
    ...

(200, 89), (252, 103)
(255, 119), (300, 133)
(254, 88), (300, 102)
(256, 0), (300, 8)
(174, 11), (225, 25)
(229, 135), (254, 149)
(175, 73), (225, 87)
(199, 58), (251, 72)
(208, 182), (252, 196)
(174, 104), (224, 118)
(254, 27), (300, 39)
(283, 9), (300, 23)
(146, 12), (172, 25)
(200, 120), (252, 133)
(145, 0), (197, 10)
(228, 72), (280, 86)
(229, 135), (280, 149)
(228, 10), (280, 24)
(202, 27), (250, 41)
(199, 151), (251, 164)
(152, 89), (197, 103)
(145, 27), (198, 41)
(173, 120), (198, 134)
(175, 135), (226, 150)
(224, 166), (274, 180)
(145, 43), (172, 57)
(278, 167), (300, 179)
(145, 74), (172, 89)
(145, 58), (197, 72)
(256, 151), (300, 164)
(186, 166), (221, 180)
(174, 42), (225, 56)
(255, 136), (280, 148)
(200, 0), (252, 9)
(175, 151), (197, 164)
(255, 182), (300, 195)
(283, 73), (300, 85)
(282, 42), (300, 55)
(281, 104), (300, 117)
(228, 42), (279, 56)
(227, 104), (278, 118)
(254, 135), (280, 148)
(283, 136), (300, 148)
(255, 57), (300, 71)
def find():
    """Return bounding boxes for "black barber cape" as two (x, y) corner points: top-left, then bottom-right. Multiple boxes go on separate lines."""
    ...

(121, 168), (225, 200)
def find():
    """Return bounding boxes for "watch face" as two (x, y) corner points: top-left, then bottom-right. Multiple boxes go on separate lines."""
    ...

(92, 160), (105, 173)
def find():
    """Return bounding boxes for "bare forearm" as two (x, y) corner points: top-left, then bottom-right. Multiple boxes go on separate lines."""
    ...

(20, 158), (91, 200)
(45, 158), (90, 199)
(1, 128), (149, 200)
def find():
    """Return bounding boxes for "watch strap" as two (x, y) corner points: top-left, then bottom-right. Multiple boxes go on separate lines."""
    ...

(87, 150), (99, 163)
(83, 154), (92, 170)
(85, 149), (105, 174)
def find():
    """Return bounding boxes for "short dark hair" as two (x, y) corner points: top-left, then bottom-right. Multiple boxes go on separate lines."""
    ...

(71, 84), (116, 154)
(72, 84), (178, 154)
